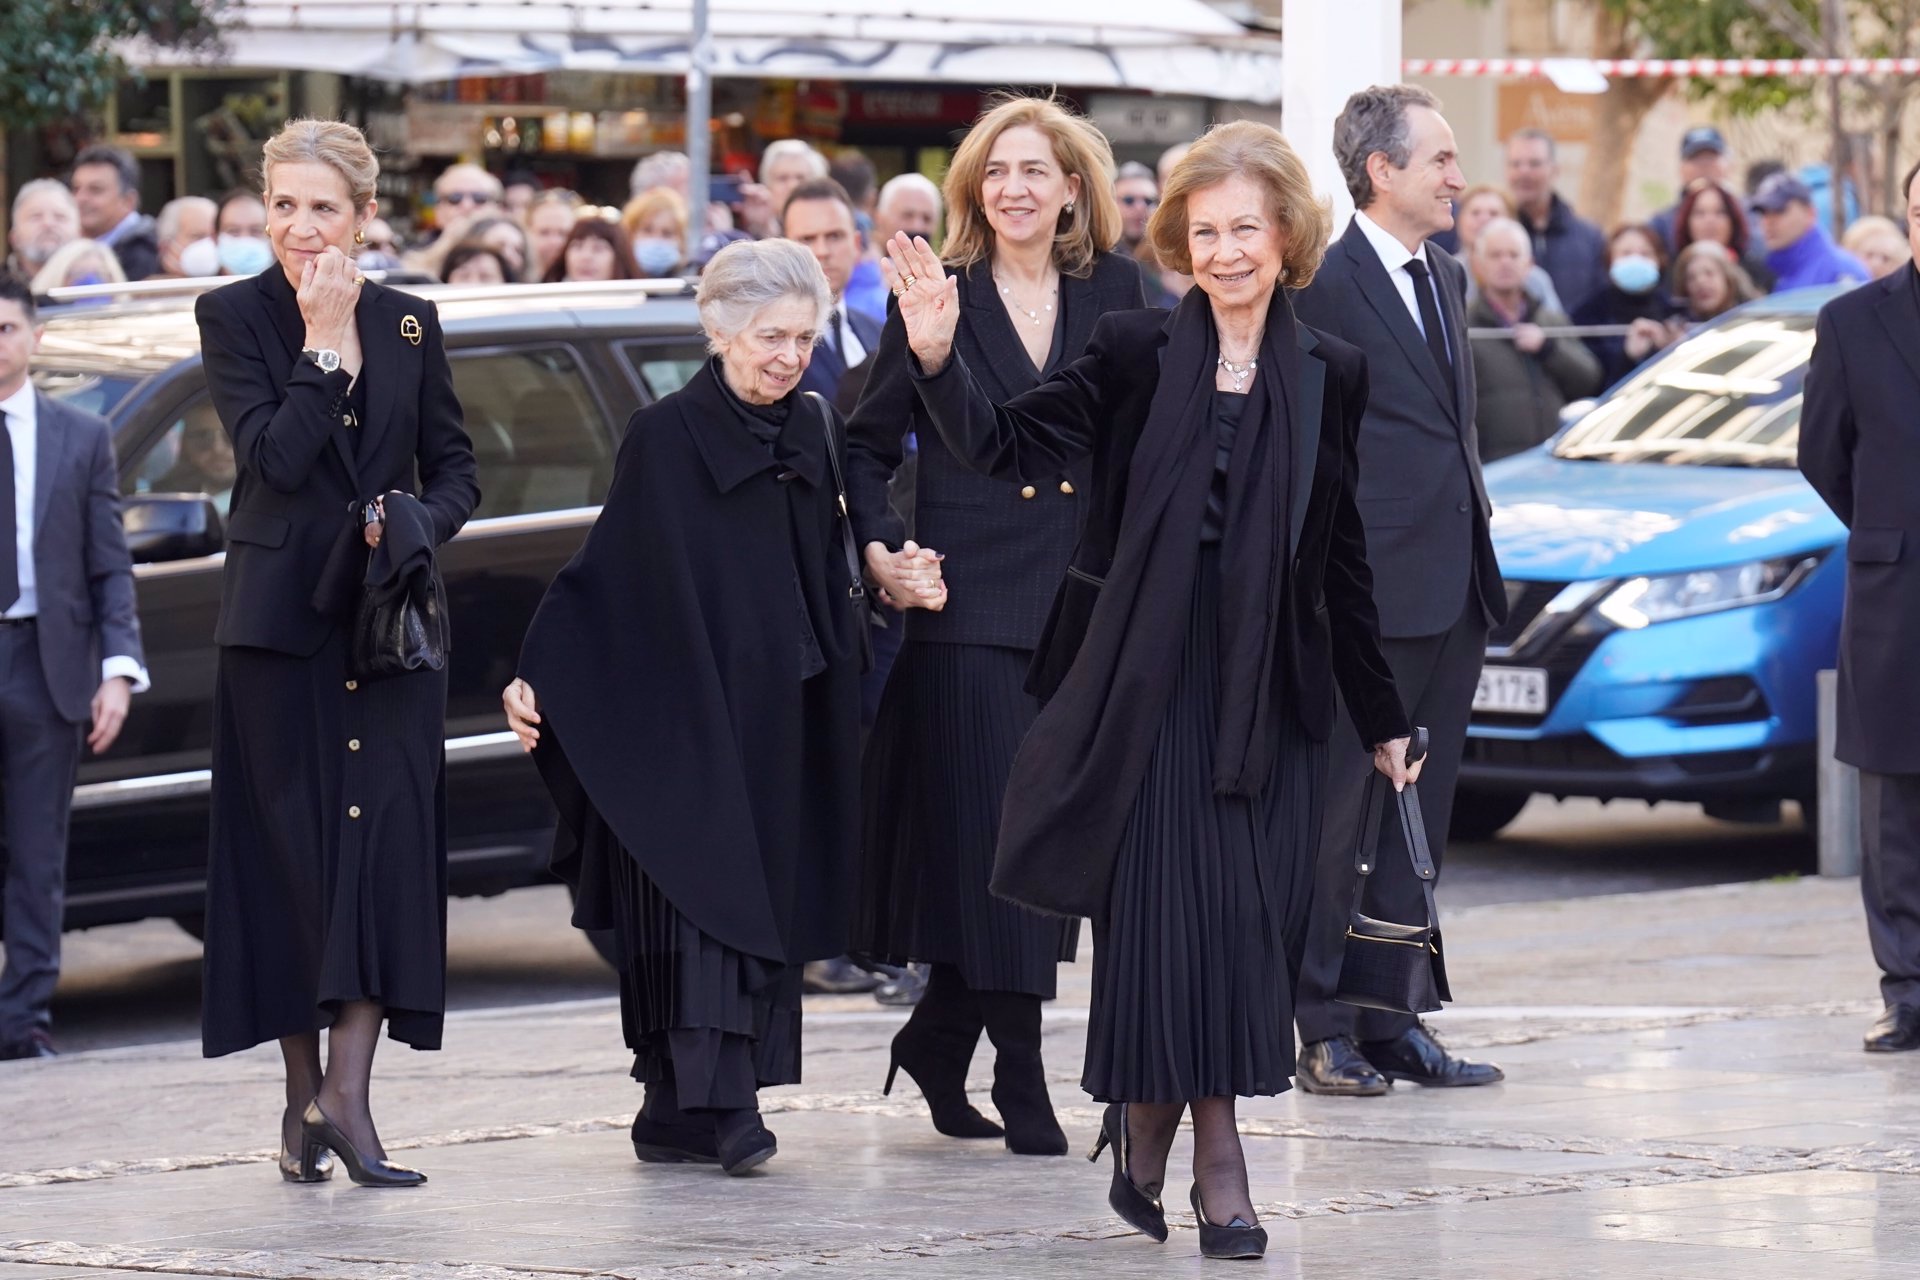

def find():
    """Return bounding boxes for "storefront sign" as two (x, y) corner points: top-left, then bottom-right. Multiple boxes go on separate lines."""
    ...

(1496, 83), (1599, 145)
(1088, 95), (1207, 146)
(406, 102), (486, 155)
(845, 88), (983, 128)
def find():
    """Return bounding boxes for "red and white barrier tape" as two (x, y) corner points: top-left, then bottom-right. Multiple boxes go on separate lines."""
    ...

(1405, 57), (1920, 77)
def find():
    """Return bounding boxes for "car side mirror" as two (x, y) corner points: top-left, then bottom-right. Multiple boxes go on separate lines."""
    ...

(124, 493), (224, 563)
(1559, 398), (1596, 427)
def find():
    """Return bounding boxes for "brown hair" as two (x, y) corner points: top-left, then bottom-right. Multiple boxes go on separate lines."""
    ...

(1147, 121), (1332, 290)
(1458, 184), (1515, 217)
(541, 217), (641, 283)
(1673, 179), (1750, 260)
(261, 119), (379, 209)
(1608, 221), (1669, 271)
(621, 188), (688, 241)
(941, 95), (1121, 278)
(1672, 241), (1760, 317)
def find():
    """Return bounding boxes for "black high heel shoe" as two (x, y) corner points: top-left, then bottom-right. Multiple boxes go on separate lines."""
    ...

(301, 1099), (426, 1188)
(1086, 1102), (1168, 1242)
(883, 1032), (1004, 1140)
(1190, 1184), (1267, 1260)
(278, 1106), (334, 1183)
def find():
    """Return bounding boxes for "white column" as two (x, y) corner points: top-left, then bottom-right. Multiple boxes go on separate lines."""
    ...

(1281, 0), (1403, 229)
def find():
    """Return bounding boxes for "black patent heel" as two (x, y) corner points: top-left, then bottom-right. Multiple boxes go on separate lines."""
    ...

(278, 1105), (334, 1183)
(1190, 1184), (1267, 1260)
(301, 1099), (426, 1188)
(1088, 1102), (1168, 1242)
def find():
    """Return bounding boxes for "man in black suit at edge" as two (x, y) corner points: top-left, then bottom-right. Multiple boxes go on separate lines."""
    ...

(1799, 158), (1920, 1054)
(0, 273), (147, 1060)
(1291, 84), (1508, 1095)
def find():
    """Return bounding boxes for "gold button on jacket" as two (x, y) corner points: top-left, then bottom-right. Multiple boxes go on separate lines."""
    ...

(1020, 485), (1036, 499)
(347, 805), (362, 819)
(1059, 481), (1075, 495)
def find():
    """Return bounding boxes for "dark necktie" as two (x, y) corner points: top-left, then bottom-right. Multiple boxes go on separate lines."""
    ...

(1403, 258), (1455, 406)
(826, 308), (843, 361)
(0, 411), (18, 612)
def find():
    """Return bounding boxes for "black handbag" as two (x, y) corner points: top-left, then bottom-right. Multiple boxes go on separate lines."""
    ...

(349, 562), (449, 680)
(806, 391), (878, 675)
(1335, 726), (1455, 1015)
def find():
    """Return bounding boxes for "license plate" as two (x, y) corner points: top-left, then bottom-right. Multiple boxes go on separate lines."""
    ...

(1474, 666), (1549, 715)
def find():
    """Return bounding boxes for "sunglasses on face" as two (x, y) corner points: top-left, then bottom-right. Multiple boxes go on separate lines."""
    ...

(1119, 194), (1159, 207)
(439, 192), (496, 207)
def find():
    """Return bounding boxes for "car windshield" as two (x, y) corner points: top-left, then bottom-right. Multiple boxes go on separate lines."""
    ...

(1551, 311), (1813, 469)
(32, 368), (141, 419)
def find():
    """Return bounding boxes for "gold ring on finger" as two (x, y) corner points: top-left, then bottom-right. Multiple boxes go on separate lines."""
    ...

(903, 274), (917, 290)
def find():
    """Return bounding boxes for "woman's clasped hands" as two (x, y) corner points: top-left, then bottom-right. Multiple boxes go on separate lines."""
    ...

(864, 540), (947, 612)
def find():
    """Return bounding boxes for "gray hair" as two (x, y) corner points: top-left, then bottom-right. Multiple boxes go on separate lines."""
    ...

(1507, 127), (1557, 160)
(630, 150), (690, 197)
(1115, 161), (1156, 185)
(1332, 83), (1444, 209)
(877, 171), (941, 216)
(696, 238), (833, 353)
(1473, 216), (1532, 261)
(157, 195), (216, 245)
(11, 178), (77, 222)
(758, 139), (829, 186)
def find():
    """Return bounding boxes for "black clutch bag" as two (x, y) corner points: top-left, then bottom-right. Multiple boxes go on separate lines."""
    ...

(1335, 727), (1454, 1016)
(349, 565), (448, 680)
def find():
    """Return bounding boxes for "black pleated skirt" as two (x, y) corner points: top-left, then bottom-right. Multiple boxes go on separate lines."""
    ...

(202, 632), (449, 1058)
(1083, 548), (1327, 1104)
(590, 807), (802, 1112)
(854, 641), (1080, 999)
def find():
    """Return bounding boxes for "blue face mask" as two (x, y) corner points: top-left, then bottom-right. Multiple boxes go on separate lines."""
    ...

(217, 234), (273, 276)
(1609, 254), (1662, 295)
(633, 237), (680, 277)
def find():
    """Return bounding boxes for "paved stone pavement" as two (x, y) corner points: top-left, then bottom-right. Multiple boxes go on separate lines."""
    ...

(4, 875), (1918, 1278)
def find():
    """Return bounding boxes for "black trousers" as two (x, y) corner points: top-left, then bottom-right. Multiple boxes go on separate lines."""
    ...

(1295, 595), (1486, 1046)
(0, 624), (84, 1044)
(1860, 770), (1920, 1009)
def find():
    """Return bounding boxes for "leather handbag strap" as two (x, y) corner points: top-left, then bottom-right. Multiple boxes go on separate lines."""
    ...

(805, 391), (869, 613)
(1348, 726), (1439, 931)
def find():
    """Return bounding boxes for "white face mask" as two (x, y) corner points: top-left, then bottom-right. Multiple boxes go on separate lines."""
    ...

(178, 237), (220, 278)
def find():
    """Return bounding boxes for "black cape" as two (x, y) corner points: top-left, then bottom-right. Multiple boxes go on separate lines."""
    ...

(518, 360), (863, 965)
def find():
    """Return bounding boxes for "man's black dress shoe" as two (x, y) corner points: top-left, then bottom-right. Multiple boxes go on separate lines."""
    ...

(1296, 1037), (1391, 1096)
(0, 1029), (56, 1061)
(1864, 1004), (1920, 1053)
(1361, 1023), (1504, 1088)
(802, 956), (884, 994)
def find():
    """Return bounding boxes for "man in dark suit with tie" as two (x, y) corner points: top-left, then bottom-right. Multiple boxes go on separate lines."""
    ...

(782, 179), (884, 405)
(0, 273), (147, 1059)
(1799, 158), (1920, 1054)
(1291, 84), (1508, 1095)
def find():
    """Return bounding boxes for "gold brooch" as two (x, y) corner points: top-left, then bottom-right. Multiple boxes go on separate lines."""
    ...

(400, 315), (422, 346)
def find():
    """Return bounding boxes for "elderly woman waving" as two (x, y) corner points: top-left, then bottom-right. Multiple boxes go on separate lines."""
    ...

(885, 121), (1415, 1258)
(502, 239), (931, 1175)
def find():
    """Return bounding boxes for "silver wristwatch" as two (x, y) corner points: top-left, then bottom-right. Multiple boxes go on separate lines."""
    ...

(301, 347), (343, 374)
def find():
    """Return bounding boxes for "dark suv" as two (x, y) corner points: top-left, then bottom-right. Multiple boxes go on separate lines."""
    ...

(32, 278), (709, 940)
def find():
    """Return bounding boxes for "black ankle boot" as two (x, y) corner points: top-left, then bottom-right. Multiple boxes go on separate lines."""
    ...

(713, 1107), (777, 1176)
(883, 969), (1003, 1140)
(631, 1081), (719, 1164)
(977, 991), (1068, 1156)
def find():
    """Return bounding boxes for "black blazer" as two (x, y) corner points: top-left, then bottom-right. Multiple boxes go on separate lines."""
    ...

(1293, 218), (1506, 638)
(845, 251), (1144, 650)
(911, 307), (1407, 752)
(196, 268), (480, 656)
(1800, 269), (1920, 774)
(798, 304), (882, 401)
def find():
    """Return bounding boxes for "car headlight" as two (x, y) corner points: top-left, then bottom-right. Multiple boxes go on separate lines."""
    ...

(1595, 554), (1822, 630)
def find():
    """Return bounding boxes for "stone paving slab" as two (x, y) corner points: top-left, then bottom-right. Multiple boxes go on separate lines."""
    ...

(4, 876), (1919, 1276)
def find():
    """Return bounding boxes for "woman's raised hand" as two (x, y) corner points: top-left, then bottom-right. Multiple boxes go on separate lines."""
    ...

(297, 245), (362, 351)
(503, 677), (541, 752)
(880, 232), (960, 373)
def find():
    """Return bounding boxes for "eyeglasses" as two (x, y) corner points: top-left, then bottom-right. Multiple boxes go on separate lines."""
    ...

(439, 192), (497, 207)
(1119, 194), (1159, 208)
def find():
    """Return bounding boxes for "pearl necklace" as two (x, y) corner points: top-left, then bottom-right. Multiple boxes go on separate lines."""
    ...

(1218, 352), (1257, 391)
(996, 275), (1058, 328)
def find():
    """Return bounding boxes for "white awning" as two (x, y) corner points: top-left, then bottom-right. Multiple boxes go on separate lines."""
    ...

(127, 0), (1285, 103)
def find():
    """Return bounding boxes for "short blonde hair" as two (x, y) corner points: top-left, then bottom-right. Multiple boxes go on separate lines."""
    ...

(622, 188), (688, 241)
(30, 238), (127, 294)
(1458, 184), (1515, 218)
(262, 119), (379, 209)
(1148, 121), (1332, 290)
(942, 95), (1121, 279)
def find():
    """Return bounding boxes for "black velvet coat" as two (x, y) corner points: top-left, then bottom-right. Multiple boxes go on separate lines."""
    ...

(910, 298), (1409, 919)
(517, 361), (863, 964)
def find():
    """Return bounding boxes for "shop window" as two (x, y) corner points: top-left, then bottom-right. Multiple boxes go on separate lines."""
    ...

(620, 341), (709, 402)
(451, 346), (612, 519)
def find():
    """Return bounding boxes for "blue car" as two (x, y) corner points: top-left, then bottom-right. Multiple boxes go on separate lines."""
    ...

(1454, 290), (1844, 840)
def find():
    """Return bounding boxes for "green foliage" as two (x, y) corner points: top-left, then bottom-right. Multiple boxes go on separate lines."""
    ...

(0, 0), (219, 126)
(1601, 0), (1811, 116)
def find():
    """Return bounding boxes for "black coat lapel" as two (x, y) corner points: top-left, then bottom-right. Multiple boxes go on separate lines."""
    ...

(958, 261), (1037, 400)
(1872, 274), (1920, 392)
(355, 285), (399, 465)
(1343, 219), (1458, 419)
(1060, 267), (1099, 377)
(1434, 250), (1472, 423)
(1288, 324), (1323, 557)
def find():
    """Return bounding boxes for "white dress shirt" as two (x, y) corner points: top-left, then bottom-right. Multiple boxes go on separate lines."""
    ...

(830, 302), (867, 369)
(0, 382), (150, 692)
(1352, 210), (1452, 363)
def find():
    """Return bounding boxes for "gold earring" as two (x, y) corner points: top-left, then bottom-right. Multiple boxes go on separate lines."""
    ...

(355, 228), (366, 245)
